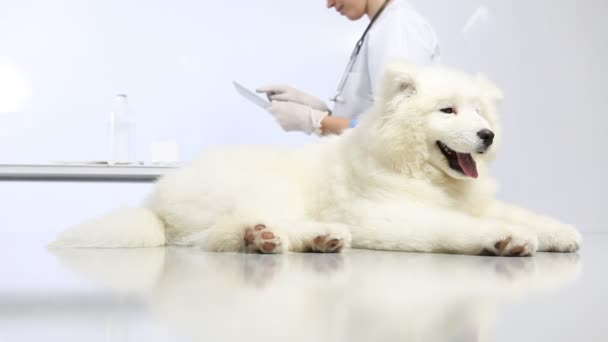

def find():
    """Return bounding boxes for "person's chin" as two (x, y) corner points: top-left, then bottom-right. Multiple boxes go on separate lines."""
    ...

(345, 12), (364, 20)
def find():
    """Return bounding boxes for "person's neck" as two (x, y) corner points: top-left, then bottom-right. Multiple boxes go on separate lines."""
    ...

(366, 0), (391, 19)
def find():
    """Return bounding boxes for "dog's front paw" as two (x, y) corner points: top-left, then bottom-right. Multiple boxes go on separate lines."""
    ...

(480, 230), (538, 257)
(538, 224), (582, 253)
(311, 234), (347, 253)
(309, 225), (352, 253)
(244, 224), (288, 254)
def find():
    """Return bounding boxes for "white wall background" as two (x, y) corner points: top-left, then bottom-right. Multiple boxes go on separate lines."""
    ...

(0, 0), (605, 234)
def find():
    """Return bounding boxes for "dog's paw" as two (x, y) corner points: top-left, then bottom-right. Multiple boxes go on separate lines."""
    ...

(310, 226), (351, 253)
(538, 224), (582, 253)
(480, 231), (538, 257)
(311, 235), (346, 253)
(244, 224), (287, 254)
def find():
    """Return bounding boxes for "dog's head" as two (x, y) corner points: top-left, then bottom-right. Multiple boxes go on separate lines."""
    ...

(362, 62), (503, 181)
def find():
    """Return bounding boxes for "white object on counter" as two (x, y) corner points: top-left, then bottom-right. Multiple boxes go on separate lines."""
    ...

(150, 140), (180, 164)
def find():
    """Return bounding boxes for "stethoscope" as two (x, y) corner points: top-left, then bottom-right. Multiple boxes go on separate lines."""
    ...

(330, 0), (391, 104)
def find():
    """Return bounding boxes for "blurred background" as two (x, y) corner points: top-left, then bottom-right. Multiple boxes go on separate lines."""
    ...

(0, 0), (606, 234)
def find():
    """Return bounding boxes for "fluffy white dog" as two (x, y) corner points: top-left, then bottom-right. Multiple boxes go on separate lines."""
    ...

(52, 62), (581, 256)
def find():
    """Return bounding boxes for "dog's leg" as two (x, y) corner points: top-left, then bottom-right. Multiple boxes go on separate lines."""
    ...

(203, 218), (351, 253)
(347, 201), (538, 256)
(202, 217), (290, 254)
(485, 201), (581, 252)
(282, 221), (352, 253)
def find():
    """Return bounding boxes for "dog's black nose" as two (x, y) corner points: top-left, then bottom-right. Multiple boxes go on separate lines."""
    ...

(477, 129), (495, 147)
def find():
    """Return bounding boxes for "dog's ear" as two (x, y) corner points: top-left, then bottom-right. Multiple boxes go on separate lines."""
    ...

(476, 73), (503, 106)
(382, 61), (419, 100)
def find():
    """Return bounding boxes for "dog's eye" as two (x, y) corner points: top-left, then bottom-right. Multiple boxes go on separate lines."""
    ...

(440, 107), (456, 114)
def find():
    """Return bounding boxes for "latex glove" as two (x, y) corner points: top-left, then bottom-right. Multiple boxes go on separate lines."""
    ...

(267, 101), (329, 136)
(257, 85), (329, 112)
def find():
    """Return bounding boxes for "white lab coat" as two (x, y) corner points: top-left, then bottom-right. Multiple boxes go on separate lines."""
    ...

(331, 0), (440, 119)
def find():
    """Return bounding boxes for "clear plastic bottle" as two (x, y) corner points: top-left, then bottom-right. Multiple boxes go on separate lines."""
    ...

(107, 94), (136, 165)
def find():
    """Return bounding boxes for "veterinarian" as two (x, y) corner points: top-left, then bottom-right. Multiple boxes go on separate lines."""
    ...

(257, 0), (440, 136)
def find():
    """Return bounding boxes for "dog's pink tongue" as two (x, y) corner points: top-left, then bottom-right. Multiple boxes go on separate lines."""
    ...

(457, 153), (478, 178)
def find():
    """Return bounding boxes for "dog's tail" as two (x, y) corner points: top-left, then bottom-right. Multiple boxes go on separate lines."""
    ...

(49, 207), (166, 248)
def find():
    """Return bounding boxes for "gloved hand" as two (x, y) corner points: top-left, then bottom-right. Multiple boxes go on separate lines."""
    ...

(267, 101), (329, 136)
(256, 85), (329, 112)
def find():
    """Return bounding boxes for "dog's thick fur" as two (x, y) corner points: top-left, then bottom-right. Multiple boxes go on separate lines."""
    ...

(51, 62), (581, 256)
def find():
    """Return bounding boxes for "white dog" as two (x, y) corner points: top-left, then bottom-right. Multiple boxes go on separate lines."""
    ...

(52, 62), (581, 256)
